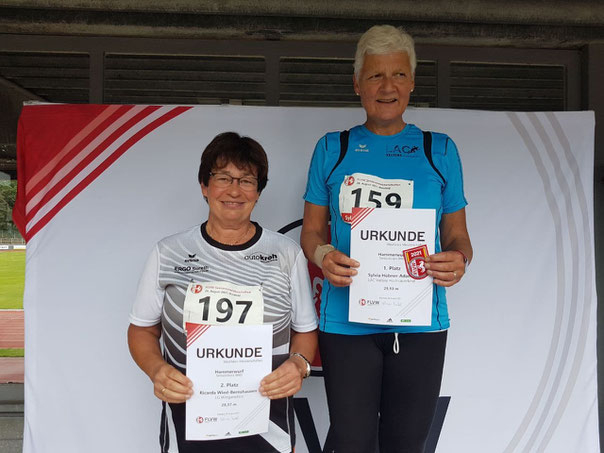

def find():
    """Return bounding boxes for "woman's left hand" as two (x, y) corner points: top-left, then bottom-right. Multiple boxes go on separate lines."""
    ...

(259, 358), (304, 400)
(424, 251), (466, 287)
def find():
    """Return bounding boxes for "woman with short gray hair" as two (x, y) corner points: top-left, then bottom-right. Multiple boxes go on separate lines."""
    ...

(354, 24), (417, 77)
(301, 25), (472, 452)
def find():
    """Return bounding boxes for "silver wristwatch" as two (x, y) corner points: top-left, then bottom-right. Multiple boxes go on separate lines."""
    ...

(290, 352), (311, 379)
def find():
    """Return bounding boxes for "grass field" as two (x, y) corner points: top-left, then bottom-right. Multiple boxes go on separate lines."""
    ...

(0, 250), (25, 309)
(0, 348), (24, 357)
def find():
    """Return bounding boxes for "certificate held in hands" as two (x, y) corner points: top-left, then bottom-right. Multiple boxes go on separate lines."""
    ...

(349, 207), (436, 326)
(185, 323), (272, 441)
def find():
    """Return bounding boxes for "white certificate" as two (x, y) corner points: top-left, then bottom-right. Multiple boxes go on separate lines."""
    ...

(185, 323), (272, 441)
(349, 207), (436, 326)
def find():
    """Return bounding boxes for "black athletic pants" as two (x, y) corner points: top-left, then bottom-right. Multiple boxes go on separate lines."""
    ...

(319, 330), (447, 453)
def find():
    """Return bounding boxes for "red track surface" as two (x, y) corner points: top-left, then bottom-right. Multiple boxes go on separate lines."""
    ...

(0, 358), (23, 383)
(0, 310), (24, 348)
(0, 310), (24, 383)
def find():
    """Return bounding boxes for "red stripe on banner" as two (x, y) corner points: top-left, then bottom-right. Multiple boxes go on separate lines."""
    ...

(25, 106), (161, 224)
(25, 106), (192, 240)
(25, 105), (140, 206)
(186, 324), (211, 348)
(350, 207), (374, 229)
(25, 105), (123, 195)
(14, 105), (116, 237)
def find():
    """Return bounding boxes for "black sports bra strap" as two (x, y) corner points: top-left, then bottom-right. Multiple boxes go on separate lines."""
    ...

(326, 129), (350, 182)
(422, 131), (446, 185)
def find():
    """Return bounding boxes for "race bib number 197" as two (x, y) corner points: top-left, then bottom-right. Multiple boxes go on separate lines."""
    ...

(338, 173), (414, 223)
(183, 281), (264, 329)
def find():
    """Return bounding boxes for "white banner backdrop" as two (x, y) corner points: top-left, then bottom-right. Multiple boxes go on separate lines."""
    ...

(16, 105), (597, 452)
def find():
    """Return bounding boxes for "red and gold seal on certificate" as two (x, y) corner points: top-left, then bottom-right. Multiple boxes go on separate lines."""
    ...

(403, 245), (429, 280)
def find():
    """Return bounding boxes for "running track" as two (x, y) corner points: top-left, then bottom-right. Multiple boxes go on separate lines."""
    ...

(0, 310), (24, 383)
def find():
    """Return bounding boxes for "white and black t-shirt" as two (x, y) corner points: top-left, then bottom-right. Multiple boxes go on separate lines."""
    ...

(130, 222), (317, 453)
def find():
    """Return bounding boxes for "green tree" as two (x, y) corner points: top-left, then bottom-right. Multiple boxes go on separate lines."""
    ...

(0, 181), (20, 239)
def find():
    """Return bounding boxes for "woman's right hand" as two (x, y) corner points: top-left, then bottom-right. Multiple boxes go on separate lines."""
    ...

(321, 249), (359, 287)
(301, 202), (360, 287)
(128, 324), (195, 404)
(151, 362), (194, 403)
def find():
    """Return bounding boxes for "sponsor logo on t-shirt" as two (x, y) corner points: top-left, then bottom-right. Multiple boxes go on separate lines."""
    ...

(355, 144), (369, 153)
(244, 252), (278, 263)
(174, 265), (209, 273)
(184, 253), (199, 262)
(386, 144), (419, 157)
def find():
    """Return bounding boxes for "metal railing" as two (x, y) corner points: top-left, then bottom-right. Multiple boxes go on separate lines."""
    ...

(0, 237), (25, 245)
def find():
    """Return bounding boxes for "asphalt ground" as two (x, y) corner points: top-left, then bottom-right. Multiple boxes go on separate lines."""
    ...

(0, 383), (24, 452)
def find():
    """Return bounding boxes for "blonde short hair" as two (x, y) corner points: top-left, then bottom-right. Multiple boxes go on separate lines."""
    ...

(354, 25), (417, 78)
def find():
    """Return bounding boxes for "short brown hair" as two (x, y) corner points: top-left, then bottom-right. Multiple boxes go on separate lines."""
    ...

(198, 132), (269, 193)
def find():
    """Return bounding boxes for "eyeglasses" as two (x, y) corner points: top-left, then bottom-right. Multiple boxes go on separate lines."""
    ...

(209, 172), (258, 191)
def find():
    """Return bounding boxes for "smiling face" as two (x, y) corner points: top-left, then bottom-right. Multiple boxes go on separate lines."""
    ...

(201, 161), (260, 229)
(353, 52), (415, 135)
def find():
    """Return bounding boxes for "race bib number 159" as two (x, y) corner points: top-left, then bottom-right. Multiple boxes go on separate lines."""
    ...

(338, 173), (414, 223)
(183, 281), (264, 329)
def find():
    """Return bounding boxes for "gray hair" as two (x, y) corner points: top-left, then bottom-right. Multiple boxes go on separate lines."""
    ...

(354, 25), (417, 78)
